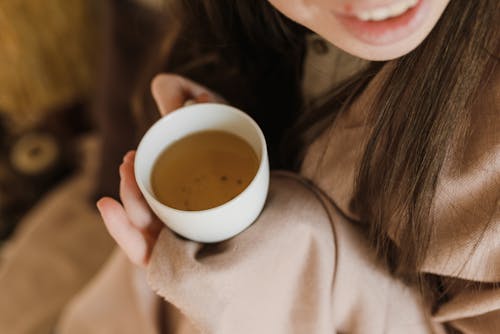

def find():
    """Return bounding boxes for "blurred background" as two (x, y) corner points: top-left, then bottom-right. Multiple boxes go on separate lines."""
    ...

(0, 0), (98, 244)
(0, 0), (166, 244)
(0, 1), (165, 332)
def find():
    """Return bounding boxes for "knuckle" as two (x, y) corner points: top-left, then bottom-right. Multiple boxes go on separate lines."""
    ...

(151, 74), (169, 92)
(151, 73), (179, 87)
(130, 248), (147, 267)
(132, 209), (154, 230)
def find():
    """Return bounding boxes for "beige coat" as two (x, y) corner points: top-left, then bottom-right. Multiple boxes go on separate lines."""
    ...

(56, 39), (499, 333)
(1, 37), (497, 333)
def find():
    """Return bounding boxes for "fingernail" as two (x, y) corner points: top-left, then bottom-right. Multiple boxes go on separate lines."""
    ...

(96, 199), (104, 211)
(123, 151), (134, 163)
(183, 99), (196, 106)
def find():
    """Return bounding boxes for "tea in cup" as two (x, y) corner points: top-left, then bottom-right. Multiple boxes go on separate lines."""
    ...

(134, 103), (269, 243)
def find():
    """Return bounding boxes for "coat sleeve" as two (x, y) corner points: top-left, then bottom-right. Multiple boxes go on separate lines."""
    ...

(146, 172), (437, 334)
(146, 172), (337, 333)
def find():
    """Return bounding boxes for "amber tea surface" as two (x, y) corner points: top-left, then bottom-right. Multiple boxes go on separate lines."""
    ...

(151, 130), (259, 211)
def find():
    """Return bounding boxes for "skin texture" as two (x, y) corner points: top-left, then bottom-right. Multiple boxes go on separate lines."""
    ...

(267, 0), (451, 60)
(98, 0), (451, 264)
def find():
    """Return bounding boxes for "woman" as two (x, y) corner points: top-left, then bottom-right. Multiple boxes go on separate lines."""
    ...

(79, 0), (498, 332)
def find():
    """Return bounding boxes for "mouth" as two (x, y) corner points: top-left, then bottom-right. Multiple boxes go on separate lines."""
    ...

(333, 0), (428, 45)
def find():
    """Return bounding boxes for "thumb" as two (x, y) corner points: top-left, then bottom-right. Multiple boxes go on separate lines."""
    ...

(151, 74), (223, 116)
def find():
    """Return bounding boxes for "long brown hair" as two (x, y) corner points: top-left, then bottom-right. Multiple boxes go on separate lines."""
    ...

(133, 0), (499, 301)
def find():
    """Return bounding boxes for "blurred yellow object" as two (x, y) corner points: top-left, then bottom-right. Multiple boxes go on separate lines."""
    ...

(0, 0), (101, 132)
(10, 132), (59, 175)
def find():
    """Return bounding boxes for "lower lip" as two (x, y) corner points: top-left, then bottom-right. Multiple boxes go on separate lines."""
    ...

(334, 0), (428, 45)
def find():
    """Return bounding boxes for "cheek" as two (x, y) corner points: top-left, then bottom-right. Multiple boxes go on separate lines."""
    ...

(267, 0), (330, 23)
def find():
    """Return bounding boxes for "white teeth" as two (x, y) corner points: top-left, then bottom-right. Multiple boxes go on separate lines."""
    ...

(355, 0), (418, 21)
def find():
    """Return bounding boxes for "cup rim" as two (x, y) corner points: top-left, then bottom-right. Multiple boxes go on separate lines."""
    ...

(134, 102), (268, 215)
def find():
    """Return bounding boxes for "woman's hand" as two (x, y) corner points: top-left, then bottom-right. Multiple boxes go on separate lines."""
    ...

(97, 74), (224, 266)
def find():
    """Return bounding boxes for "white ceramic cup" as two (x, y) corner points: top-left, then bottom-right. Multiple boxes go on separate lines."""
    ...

(134, 103), (269, 243)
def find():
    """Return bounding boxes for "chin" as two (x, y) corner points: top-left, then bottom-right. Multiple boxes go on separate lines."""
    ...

(333, 38), (423, 61)
(316, 21), (436, 61)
